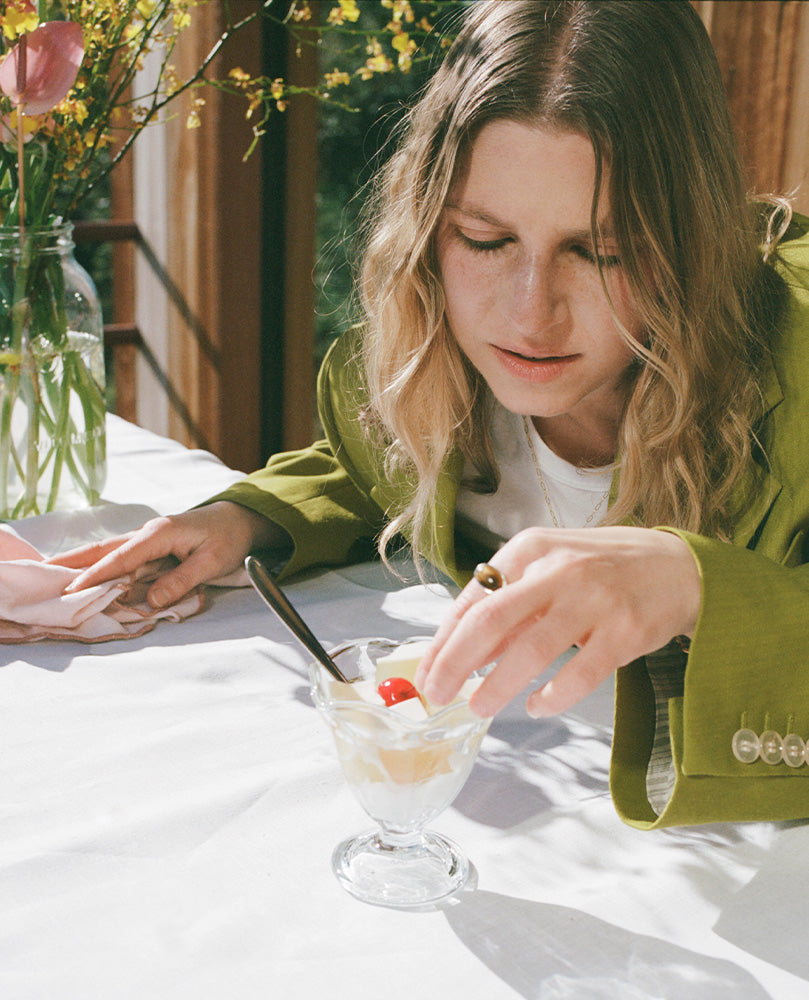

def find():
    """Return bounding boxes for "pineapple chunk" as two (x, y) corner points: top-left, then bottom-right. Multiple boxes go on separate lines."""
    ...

(387, 697), (429, 722)
(375, 639), (483, 716)
(374, 640), (433, 685)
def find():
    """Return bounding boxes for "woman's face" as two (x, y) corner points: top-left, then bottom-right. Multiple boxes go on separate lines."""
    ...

(436, 120), (644, 464)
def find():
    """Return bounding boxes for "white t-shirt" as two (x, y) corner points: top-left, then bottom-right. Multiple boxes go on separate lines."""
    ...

(455, 403), (614, 546)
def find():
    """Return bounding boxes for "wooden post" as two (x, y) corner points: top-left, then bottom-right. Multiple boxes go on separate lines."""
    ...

(109, 139), (137, 424)
(281, 24), (319, 452)
(160, 1), (264, 472)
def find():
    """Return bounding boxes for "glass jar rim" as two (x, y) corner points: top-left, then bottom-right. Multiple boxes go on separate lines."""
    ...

(0, 221), (75, 254)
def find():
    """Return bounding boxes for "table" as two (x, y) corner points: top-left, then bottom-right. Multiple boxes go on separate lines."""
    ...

(2, 415), (807, 1000)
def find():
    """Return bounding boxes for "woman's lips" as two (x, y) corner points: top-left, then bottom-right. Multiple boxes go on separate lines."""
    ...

(493, 345), (580, 382)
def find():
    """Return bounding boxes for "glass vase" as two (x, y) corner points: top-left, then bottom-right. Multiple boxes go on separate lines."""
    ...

(0, 222), (106, 519)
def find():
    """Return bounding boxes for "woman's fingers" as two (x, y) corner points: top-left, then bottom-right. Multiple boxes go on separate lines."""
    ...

(422, 567), (606, 717)
(56, 502), (281, 608)
(525, 642), (621, 718)
(418, 525), (701, 719)
(466, 609), (584, 718)
(415, 568), (515, 698)
(61, 518), (178, 593)
(417, 532), (573, 702)
(47, 532), (136, 569)
(137, 547), (218, 608)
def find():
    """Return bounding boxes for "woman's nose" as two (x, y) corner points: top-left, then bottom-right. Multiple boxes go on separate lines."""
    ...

(506, 257), (566, 334)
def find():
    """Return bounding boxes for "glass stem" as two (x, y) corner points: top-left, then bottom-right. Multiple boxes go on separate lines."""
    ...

(376, 825), (425, 851)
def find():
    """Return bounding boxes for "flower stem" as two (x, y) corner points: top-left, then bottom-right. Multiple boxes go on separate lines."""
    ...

(15, 34), (27, 234)
(0, 366), (17, 516)
(20, 345), (40, 516)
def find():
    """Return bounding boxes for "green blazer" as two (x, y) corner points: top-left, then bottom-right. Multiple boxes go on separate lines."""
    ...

(213, 216), (809, 829)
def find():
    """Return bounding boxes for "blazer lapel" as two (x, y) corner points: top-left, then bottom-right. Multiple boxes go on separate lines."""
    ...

(367, 449), (469, 585)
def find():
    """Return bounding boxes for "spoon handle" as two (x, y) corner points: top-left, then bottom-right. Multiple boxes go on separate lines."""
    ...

(245, 555), (351, 684)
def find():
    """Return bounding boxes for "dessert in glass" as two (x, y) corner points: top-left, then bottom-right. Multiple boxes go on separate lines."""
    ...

(309, 637), (491, 909)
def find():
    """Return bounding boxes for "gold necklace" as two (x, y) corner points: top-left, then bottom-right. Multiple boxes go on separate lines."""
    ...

(521, 416), (610, 528)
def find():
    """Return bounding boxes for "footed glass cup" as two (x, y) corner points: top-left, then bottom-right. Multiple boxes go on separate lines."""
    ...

(309, 638), (491, 909)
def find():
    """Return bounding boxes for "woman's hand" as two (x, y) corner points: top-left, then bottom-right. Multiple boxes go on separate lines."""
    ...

(415, 526), (701, 719)
(50, 501), (285, 608)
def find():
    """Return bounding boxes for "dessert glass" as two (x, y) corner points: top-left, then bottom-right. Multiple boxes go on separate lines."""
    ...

(309, 637), (491, 909)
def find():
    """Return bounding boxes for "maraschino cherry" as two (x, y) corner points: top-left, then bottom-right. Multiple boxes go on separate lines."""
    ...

(377, 676), (419, 706)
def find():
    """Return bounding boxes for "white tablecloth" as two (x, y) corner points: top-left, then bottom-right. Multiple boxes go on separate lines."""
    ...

(1, 415), (806, 1000)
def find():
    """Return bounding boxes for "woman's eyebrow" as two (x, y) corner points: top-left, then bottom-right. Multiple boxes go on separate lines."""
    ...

(446, 204), (617, 240)
(443, 201), (511, 226)
(567, 225), (618, 241)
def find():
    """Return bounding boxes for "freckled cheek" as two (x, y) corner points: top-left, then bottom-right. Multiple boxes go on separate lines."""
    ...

(608, 274), (645, 344)
(438, 263), (467, 325)
(439, 254), (498, 327)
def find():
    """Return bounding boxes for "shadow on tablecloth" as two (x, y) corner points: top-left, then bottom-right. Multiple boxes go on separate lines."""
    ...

(445, 889), (771, 999)
(713, 820), (809, 983)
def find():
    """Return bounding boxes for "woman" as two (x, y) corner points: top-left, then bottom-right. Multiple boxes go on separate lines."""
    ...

(61, 0), (809, 828)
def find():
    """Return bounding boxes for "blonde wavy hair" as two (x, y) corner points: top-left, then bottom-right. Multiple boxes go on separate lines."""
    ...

(357, 0), (790, 569)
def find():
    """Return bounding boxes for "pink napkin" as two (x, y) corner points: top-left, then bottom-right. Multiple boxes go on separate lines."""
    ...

(0, 525), (205, 644)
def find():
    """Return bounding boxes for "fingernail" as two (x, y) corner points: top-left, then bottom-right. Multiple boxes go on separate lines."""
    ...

(423, 681), (447, 706)
(149, 588), (169, 608)
(470, 697), (495, 719)
(526, 696), (548, 719)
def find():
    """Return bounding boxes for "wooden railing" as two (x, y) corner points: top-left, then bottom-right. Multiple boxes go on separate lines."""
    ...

(73, 219), (142, 349)
(73, 217), (222, 444)
(74, 217), (218, 440)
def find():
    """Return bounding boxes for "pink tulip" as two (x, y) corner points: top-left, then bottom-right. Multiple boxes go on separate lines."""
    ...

(0, 21), (84, 115)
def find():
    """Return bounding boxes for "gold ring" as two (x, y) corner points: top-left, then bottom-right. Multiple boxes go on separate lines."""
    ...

(473, 562), (507, 592)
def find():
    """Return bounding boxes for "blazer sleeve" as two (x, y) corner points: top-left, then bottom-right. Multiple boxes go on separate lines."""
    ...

(611, 532), (809, 828)
(206, 332), (388, 580)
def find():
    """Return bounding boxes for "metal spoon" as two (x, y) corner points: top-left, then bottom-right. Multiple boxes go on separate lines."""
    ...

(245, 555), (351, 683)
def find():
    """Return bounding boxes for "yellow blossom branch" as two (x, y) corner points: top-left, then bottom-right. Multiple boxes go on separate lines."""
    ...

(0, 0), (461, 222)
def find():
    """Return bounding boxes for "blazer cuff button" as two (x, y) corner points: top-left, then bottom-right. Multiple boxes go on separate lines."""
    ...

(732, 728), (761, 764)
(782, 733), (807, 768)
(759, 730), (784, 765)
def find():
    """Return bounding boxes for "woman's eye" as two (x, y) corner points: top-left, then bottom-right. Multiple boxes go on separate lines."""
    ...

(457, 230), (512, 253)
(571, 244), (622, 268)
